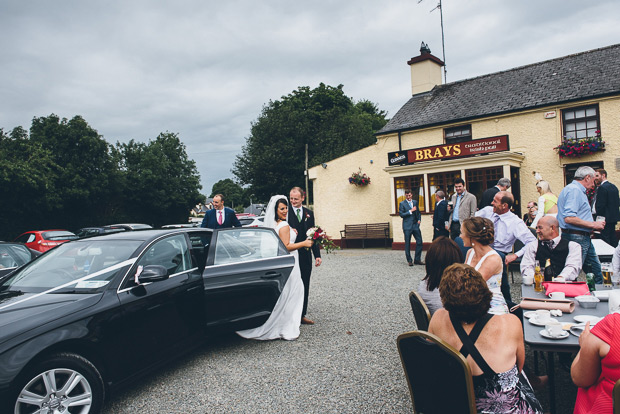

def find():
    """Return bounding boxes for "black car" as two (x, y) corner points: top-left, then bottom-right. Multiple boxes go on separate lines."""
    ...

(0, 242), (40, 277)
(0, 228), (294, 413)
(76, 226), (128, 238)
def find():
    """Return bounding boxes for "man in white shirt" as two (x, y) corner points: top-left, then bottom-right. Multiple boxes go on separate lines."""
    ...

(521, 216), (582, 281)
(476, 191), (536, 303)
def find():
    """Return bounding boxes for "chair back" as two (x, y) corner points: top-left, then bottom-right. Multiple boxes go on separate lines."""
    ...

(397, 330), (476, 414)
(614, 378), (620, 414)
(409, 291), (431, 331)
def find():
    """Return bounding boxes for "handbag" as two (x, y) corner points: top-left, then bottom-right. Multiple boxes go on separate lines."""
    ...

(542, 281), (590, 298)
(510, 297), (575, 313)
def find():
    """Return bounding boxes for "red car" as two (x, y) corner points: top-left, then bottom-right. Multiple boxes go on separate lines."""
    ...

(13, 230), (79, 252)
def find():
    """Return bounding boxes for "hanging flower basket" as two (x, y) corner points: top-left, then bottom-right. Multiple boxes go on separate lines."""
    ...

(349, 169), (370, 187)
(554, 131), (605, 158)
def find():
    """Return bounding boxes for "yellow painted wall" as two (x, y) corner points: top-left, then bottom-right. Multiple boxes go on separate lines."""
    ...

(309, 96), (620, 244)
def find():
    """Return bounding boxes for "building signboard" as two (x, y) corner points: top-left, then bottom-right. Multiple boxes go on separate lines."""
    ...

(387, 135), (510, 166)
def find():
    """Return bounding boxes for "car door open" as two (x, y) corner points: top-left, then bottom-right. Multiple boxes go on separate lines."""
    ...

(200, 228), (294, 333)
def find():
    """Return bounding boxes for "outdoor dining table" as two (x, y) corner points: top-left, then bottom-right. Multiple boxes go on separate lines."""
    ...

(522, 283), (614, 414)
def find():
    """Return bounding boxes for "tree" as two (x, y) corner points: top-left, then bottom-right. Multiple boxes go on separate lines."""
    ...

(232, 83), (388, 200)
(117, 132), (203, 226)
(0, 115), (204, 239)
(210, 178), (245, 208)
(28, 114), (121, 229)
(0, 127), (60, 238)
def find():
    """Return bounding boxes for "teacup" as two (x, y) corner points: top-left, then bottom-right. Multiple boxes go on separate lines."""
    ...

(545, 321), (563, 337)
(523, 275), (534, 286)
(550, 292), (565, 300)
(536, 309), (551, 324)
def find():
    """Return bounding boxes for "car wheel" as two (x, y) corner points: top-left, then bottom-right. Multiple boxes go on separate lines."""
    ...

(13, 352), (104, 414)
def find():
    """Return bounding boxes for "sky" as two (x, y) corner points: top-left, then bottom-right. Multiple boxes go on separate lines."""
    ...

(1, 1), (619, 197)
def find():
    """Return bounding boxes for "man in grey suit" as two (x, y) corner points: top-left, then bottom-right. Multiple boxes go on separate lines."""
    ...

(399, 189), (423, 266)
(447, 178), (477, 240)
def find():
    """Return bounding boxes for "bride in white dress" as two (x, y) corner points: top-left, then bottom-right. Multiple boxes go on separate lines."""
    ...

(237, 195), (313, 340)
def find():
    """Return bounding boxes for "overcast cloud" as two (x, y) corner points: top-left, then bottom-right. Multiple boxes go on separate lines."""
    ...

(1, 0), (619, 196)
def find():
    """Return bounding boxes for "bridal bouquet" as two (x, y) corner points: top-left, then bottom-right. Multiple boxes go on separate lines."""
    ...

(306, 226), (339, 254)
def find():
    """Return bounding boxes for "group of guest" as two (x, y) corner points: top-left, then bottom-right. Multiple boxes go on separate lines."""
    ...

(415, 165), (620, 412)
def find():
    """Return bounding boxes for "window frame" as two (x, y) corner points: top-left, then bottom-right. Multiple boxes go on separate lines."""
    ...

(394, 175), (426, 213)
(427, 171), (462, 212)
(562, 104), (600, 140)
(444, 124), (472, 145)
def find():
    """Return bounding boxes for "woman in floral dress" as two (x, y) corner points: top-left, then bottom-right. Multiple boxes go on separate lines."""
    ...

(429, 264), (543, 413)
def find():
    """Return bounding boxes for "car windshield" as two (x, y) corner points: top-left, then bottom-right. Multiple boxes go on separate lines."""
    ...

(42, 231), (79, 241)
(0, 240), (142, 294)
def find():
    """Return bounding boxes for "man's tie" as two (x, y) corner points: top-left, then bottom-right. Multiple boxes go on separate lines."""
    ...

(542, 240), (553, 250)
(218, 210), (223, 225)
(297, 208), (302, 222)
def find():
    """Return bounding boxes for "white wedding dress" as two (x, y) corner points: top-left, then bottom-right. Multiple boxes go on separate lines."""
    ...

(237, 220), (304, 340)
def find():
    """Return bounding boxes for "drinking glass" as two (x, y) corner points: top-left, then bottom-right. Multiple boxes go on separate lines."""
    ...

(602, 263), (613, 287)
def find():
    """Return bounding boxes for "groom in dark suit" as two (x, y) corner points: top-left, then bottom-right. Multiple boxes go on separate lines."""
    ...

(399, 189), (423, 265)
(432, 190), (450, 240)
(288, 187), (321, 325)
(200, 194), (242, 229)
(594, 169), (620, 247)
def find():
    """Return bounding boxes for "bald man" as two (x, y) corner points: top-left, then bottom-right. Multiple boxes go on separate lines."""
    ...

(520, 216), (582, 281)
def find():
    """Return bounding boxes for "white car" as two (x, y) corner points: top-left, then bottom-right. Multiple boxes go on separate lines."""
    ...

(239, 216), (265, 227)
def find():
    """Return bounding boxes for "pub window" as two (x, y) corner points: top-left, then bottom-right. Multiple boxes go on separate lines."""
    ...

(394, 175), (425, 213)
(444, 125), (472, 144)
(466, 167), (503, 204)
(564, 161), (604, 185)
(562, 105), (600, 140)
(428, 171), (461, 212)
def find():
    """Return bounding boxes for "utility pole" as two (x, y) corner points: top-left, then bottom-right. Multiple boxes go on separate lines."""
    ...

(305, 143), (309, 206)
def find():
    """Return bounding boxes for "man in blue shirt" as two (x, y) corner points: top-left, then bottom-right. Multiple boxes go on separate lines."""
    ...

(557, 166), (606, 283)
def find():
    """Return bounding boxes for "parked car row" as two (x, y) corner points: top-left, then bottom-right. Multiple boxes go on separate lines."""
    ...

(0, 242), (41, 277)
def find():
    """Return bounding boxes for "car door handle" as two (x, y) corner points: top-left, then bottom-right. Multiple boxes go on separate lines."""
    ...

(261, 271), (282, 279)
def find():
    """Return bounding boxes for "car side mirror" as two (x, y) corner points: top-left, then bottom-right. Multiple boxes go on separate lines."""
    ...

(138, 265), (169, 283)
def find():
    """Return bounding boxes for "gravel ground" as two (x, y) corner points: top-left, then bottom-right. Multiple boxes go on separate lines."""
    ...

(103, 248), (578, 413)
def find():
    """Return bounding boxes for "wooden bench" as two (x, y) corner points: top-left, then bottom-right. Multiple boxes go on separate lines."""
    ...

(340, 222), (390, 248)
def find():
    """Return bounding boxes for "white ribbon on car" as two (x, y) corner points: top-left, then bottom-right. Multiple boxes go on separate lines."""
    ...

(0, 258), (137, 311)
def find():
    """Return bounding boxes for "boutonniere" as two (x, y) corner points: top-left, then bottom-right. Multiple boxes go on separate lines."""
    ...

(305, 213), (311, 219)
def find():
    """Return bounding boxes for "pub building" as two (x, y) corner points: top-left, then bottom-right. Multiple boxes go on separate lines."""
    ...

(308, 43), (620, 249)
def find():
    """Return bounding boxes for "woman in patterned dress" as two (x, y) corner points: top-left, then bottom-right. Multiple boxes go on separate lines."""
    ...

(429, 264), (543, 413)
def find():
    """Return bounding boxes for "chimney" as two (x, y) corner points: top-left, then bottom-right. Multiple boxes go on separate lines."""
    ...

(407, 42), (444, 95)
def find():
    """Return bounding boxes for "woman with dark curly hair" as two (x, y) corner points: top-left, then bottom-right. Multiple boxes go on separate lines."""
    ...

(429, 264), (543, 413)
(417, 236), (463, 315)
(461, 217), (508, 314)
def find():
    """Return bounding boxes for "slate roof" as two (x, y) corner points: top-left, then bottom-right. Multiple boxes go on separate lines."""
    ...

(378, 44), (620, 135)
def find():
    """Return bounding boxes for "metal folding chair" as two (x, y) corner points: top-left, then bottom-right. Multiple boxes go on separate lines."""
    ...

(408, 290), (431, 331)
(397, 330), (477, 414)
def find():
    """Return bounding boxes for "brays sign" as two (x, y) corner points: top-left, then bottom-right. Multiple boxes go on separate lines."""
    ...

(387, 135), (509, 166)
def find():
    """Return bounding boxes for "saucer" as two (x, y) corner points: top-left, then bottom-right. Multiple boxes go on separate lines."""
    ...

(529, 317), (558, 326)
(570, 324), (586, 337)
(573, 315), (602, 324)
(539, 329), (569, 339)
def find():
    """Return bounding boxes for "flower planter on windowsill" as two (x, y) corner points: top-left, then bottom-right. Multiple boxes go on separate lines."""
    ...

(554, 135), (605, 158)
